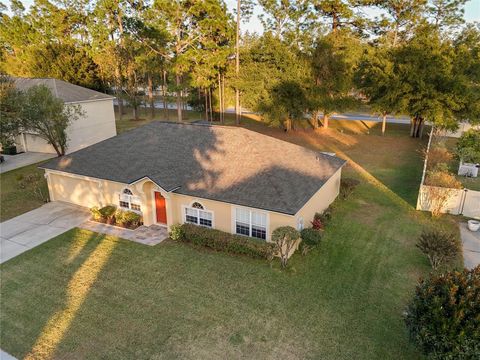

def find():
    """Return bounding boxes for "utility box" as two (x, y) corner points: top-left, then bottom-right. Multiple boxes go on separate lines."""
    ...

(458, 161), (479, 178)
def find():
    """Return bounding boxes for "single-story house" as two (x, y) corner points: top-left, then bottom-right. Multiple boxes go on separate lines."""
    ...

(40, 122), (346, 241)
(13, 77), (117, 154)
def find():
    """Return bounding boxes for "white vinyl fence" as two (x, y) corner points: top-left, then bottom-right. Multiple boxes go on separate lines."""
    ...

(416, 127), (480, 220)
(417, 185), (480, 219)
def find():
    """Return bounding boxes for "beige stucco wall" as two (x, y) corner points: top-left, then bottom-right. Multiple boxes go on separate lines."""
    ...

(294, 167), (342, 228)
(45, 171), (298, 240)
(169, 193), (295, 241)
(46, 170), (127, 208)
(46, 166), (343, 237)
(15, 99), (116, 154)
(66, 99), (117, 153)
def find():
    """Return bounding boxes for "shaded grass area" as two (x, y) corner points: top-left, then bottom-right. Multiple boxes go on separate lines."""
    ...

(116, 107), (425, 205)
(242, 120), (427, 206)
(0, 162), (48, 221)
(1, 175), (458, 359)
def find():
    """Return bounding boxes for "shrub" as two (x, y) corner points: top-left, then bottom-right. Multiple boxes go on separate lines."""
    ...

(169, 224), (185, 241)
(340, 178), (360, 199)
(117, 210), (142, 229)
(179, 223), (275, 260)
(424, 169), (462, 189)
(416, 229), (460, 270)
(456, 129), (480, 163)
(405, 267), (480, 358)
(314, 206), (334, 226)
(426, 145), (453, 171)
(272, 226), (301, 268)
(311, 217), (324, 230)
(90, 207), (103, 222)
(300, 228), (323, 246)
(423, 170), (462, 217)
(98, 205), (116, 224)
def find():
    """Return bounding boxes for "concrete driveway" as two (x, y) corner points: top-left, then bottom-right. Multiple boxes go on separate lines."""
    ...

(459, 223), (480, 270)
(0, 202), (90, 264)
(0, 152), (55, 174)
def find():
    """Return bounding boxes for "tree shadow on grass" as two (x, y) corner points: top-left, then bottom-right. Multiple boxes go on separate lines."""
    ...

(0, 229), (117, 359)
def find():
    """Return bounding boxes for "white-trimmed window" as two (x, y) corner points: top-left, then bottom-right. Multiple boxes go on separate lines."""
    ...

(184, 202), (213, 228)
(235, 208), (267, 240)
(119, 188), (141, 212)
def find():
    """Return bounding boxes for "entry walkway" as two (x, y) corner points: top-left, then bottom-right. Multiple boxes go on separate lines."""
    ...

(79, 221), (168, 246)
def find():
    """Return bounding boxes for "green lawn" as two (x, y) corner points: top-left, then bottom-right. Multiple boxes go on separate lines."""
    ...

(0, 122), (461, 358)
(1, 113), (462, 358)
(0, 162), (48, 222)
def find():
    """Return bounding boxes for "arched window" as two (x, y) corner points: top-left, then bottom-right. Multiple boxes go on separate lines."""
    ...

(119, 188), (141, 212)
(185, 201), (212, 228)
(191, 202), (204, 209)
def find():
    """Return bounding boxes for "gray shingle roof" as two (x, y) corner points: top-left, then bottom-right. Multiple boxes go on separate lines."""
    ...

(41, 122), (346, 215)
(13, 77), (114, 103)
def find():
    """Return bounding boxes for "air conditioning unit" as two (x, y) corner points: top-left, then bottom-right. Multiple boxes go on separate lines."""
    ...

(458, 161), (479, 178)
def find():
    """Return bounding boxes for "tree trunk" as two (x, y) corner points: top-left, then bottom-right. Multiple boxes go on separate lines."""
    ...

(221, 73), (225, 124)
(115, 67), (123, 120)
(162, 70), (169, 120)
(204, 88), (209, 121)
(323, 113), (329, 128)
(218, 73), (222, 123)
(311, 111), (320, 129)
(382, 112), (387, 135)
(148, 75), (155, 119)
(209, 87), (213, 122)
(235, 0), (240, 125)
(133, 104), (138, 121)
(419, 119), (425, 139)
(411, 116), (424, 138)
(410, 117), (416, 137)
(285, 117), (292, 131)
(176, 73), (182, 122)
(51, 141), (62, 157)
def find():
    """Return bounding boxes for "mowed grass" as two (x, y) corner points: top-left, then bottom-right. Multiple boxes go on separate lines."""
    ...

(0, 162), (48, 221)
(1, 180), (451, 359)
(1, 111), (460, 358)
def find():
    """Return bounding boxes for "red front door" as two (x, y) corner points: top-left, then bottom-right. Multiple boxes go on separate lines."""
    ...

(155, 192), (167, 224)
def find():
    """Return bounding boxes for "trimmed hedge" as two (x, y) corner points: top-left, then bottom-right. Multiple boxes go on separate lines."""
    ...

(171, 223), (275, 260)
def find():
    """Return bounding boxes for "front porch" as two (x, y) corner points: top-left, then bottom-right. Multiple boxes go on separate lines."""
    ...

(126, 178), (173, 229)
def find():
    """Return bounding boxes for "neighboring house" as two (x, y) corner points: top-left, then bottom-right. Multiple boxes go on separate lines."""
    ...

(13, 77), (117, 154)
(40, 122), (346, 240)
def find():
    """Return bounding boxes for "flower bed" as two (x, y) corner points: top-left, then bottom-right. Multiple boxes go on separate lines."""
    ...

(90, 205), (142, 230)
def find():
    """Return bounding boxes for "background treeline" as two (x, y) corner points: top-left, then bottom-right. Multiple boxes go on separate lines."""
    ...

(1, 0), (479, 135)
